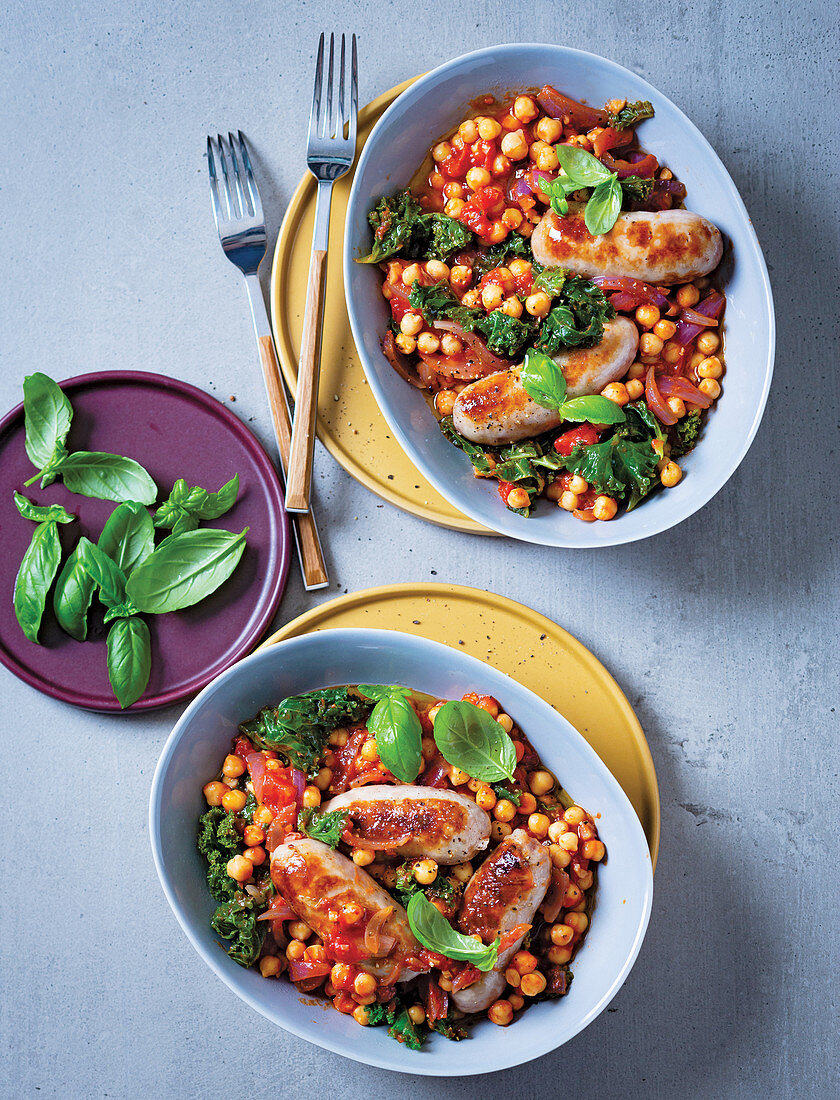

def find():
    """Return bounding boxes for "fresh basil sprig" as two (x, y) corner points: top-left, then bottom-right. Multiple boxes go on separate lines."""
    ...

(521, 349), (627, 426)
(154, 474), (239, 536)
(406, 893), (499, 972)
(431, 700), (516, 783)
(550, 146), (648, 236)
(126, 527), (248, 614)
(12, 494), (76, 644)
(358, 684), (423, 783)
(21, 373), (157, 504)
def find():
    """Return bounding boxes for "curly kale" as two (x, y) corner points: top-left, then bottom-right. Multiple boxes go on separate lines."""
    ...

(535, 277), (615, 353)
(408, 282), (537, 358)
(607, 99), (655, 130)
(197, 808), (241, 903)
(393, 860), (459, 909)
(209, 892), (267, 968)
(358, 189), (474, 263)
(669, 409), (703, 459)
(297, 807), (350, 848)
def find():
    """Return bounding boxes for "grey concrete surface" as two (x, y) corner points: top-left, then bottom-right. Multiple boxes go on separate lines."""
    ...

(1, 2), (838, 1097)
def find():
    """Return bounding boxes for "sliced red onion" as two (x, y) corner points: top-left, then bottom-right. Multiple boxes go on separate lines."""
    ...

(290, 768), (306, 805)
(673, 291), (725, 348)
(656, 375), (712, 408)
(591, 275), (670, 310)
(646, 365), (678, 425)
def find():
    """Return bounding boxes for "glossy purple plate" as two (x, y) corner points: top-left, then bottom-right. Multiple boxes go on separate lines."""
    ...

(0, 371), (290, 711)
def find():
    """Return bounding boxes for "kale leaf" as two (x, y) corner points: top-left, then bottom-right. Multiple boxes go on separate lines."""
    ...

(210, 893), (266, 968)
(408, 282), (537, 358)
(197, 807), (241, 903)
(620, 176), (654, 204)
(393, 860), (459, 909)
(297, 807), (349, 848)
(669, 409), (703, 459)
(438, 417), (496, 476)
(535, 277), (615, 354)
(533, 268), (567, 296)
(607, 100), (655, 130)
(240, 688), (371, 777)
(367, 1000), (426, 1050)
(359, 189), (473, 263)
(471, 232), (533, 277)
(429, 1015), (469, 1041)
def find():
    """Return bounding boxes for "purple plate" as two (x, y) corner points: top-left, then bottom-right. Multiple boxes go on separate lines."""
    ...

(0, 371), (291, 711)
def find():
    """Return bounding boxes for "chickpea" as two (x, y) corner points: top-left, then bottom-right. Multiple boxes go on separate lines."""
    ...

(548, 846), (570, 871)
(429, 172), (445, 192)
(440, 334), (463, 357)
(461, 289), (480, 308)
(529, 770), (554, 796)
(601, 382), (629, 406)
(481, 284), (504, 310)
(527, 813), (550, 837)
(500, 129), (529, 160)
(520, 971), (547, 997)
(566, 912), (589, 934)
(222, 788), (247, 813)
(653, 319), (677, 341)
(525, 291), (551, 318)
(504, 966), (521, 987)
(433, 141), (452, 163)
(559, 830), (579, 852)
(535, 147), (560, 173)
(488, 999), (514, 1026)
(477, 116), (502, 140)
(627, 360), (646, 380)
(501, 296), (523, 320)
(487, 222), (508, 244)
(513, 95), (539, 122)
(509, 992), (525, 1011)
(331, 963), (353, 989)
(302, 785), (321, 809)
(448, 765), (469, 785)
(518, 792), (537, 815)
(582, 839), (606, 861)
(243, 846), (266, 866)
(305, 944), (327, 964)
(593, 496), (618, 521)
(576, 867), (594, 891)
(551, 922), (574, 947)
(437, 975), (453, 992)
(639, 333), (664, 357)
(253, 805), (274, 827)
(620, 376), (644, 402)
(635, 304), (660, 329)
(203, 780), (227, 807)
(459, 118), (478, 143)
(408, 1004), (426, 1025)
(353, 972), (377, 998)
(491, 821), (512, 840)
(394, 333), (416, 355)
(422, 735), (439, 759)
(548, 821), (566, 843)
(535, 116), (564, 143)
(512, 950), (538, 975)
(443, 181), (465, 201)
(579, 821), (597, 841)
(243, 824), (265, 847)
(226, 855), (253, 882)
(698, 355), (723, 379)
(399, 312), (423, 337)
(467, 778), (481, 792)
(425, 259), (450, 281)
(564, 883), (584, 907)
(696, 331), (720, 355)
(313, 767), (333, 792)
(465, 166), (491, 191)
(450, 264), (472, 289)
(329, 728), (348, 747)
(667, 396), (686, 419)
(563, 805), (586, 826)
(559, 490), (579, 512)
(548, 945), (572, 965)
(434, 390), (457, 418)
(414, 858), (439, 885)
(259, 956), (282, 978)
(222, 754), (246, 778)
(452, 861), (473, 882)
(350, 1005), (370, 1026)
(352, 849), (375, 867)
(676, 284), (700, 308)
(501, 207), (524, 230)
(401, 263), (421, 287)
(444, 198), (465, 218)
(491, 154), (512, 176)
(699, 378), (722, 400)
(288, 921), (311, 941)
(475, 784), (497, 811)
(286, 939), (305, 961)
(506, 487), (530, 510)
(662, 342), (683, 365)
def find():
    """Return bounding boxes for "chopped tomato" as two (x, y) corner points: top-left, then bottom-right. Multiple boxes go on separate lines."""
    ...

(497, 479), (515, 505)
(451, 963), (482, 991)
(440, 145), (471, 179)
(234, 735), (255, 759)
(554, 424), (600, 455)
(459, 200), (493, 238)
(591, 126), (632, 157)
(471, 185), (505, 216)
(323, 931), (371, 964)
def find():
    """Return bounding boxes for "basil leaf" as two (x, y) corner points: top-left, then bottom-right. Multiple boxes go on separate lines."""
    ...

(555, 145), (613, 187)
(170, 512), (200, 536)
(22, 373), (73, 470)
(357, 684), (413, 702)
(53, 546), (96, 641)
(98, 502), (155, 576)
(76, 536), (128, 609)
(13, 521), (62, 644)
(33, 440), (68, 489)
(126, 527), (248, 613)
(432, 700), (516, 782)
(520, 348), (568, 411)
(584, 177), (623, 236)
(13, 491), (75, 524)
(539, 175), (572, 218)
(558, 395), (627, 425)
(192, 474), (239, 520)
(103, 601), (141, 624)
(367, 694), (423, 784)
(406, 893), (499, 971)
(57, 452), (157, 505)
(106, 615), (151, 708)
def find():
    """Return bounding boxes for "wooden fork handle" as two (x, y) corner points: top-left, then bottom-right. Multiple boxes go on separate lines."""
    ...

(285, 246), (328, 512)
(257, 334), (328, 589)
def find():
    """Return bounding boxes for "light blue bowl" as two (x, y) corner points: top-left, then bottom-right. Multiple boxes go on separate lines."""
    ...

(343, 44), (775, 547)
(150, 628), (653, 1075)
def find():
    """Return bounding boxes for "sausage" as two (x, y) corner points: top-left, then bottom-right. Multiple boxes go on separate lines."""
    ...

(322, 784), (491, 864)
(451, 317), (639, 445)
(270, 836), (420, 981)
(531, 207), (723, 285)
(451, 829), (551, 1012)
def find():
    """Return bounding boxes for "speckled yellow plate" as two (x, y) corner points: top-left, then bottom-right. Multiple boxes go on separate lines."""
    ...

(269, 78), (493, 536)
(259, 583), (659, 866)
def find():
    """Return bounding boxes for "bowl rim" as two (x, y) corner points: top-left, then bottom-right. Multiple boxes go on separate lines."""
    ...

(343, 42), (776, 548)
(149, 626), (654, 1075)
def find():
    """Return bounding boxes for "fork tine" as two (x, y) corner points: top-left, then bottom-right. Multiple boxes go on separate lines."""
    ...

(335, 34), (346, 139)
(237, 131), (263, 219)
(321, 33), (334, 139)
(215, 133), (237, 219)
(227, 130), (250, 216)
(308, 32), (325, 144)
(348, 34), (358, 150)
(206, 136), (224, 228)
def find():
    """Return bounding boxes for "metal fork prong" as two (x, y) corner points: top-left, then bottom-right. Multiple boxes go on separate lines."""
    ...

(237, 131), (263, 220)
(348, 34), (358, 150)
(215, 133), (237, 219)
(206, 136), (224, 228)
(227, 130), (250, 216)
(309, 33), (325, 145)
(335, 34), (346, 139)
(321, 33), (334, 139)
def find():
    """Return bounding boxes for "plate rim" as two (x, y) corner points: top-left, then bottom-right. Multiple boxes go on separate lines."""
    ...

(343, 42), (777, 548)
(258, 580), (660, 867)
(0, 368), (291, 711)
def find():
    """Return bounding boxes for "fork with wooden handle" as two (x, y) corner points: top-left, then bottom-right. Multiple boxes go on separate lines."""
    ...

(285, 32), (358, 513)
(207, 131), (328, 589)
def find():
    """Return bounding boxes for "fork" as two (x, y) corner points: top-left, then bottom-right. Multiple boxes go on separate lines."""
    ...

(284, 32), (358, 513)
(207, 130), (329, 590)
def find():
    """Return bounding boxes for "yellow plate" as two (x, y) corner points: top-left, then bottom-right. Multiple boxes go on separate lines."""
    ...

(259, 583), (660, 867)
(269, 78), (493, 536)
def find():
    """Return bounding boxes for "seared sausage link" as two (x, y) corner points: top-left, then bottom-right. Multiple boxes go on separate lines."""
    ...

(451, 829), (551, 1012)
(323, 784), (491, 864)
